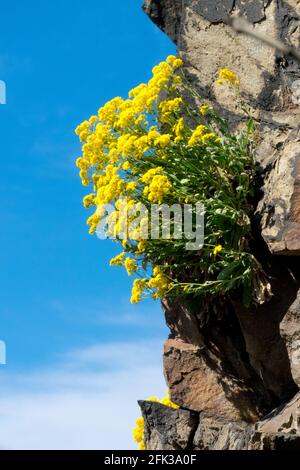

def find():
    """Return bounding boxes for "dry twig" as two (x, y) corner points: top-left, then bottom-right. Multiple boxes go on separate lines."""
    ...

(227, 17), (300, 63)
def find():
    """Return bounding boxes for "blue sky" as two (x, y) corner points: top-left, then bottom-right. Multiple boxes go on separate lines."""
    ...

(0, 0), (175, 449)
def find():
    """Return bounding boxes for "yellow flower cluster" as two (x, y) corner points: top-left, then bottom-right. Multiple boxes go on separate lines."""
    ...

(133, 417), (145, 450)
(133, 391), (179, 450)
(110, 252), (125, 266)
(166, 56), (183, 68)
(159, 97), (182, 123)
(83, 194), (95, 209)
(173, 117), (185, 143)
(131, 279), (148, 304)
(141, 167), (172, 204)
(129, 267), (172, 304)
(75, 56), (183, 240)
(148, 267), (172, 300)
(188, 125), (219, 147)
(76, 55), (243, 305)
(110, 252), (138, 275)
(213, 244), (223, 256)
(200, 104), (209, 116)
(124, 257), (137, 276)
(218, 68), (239, 86)
(154, 134), (172, 149)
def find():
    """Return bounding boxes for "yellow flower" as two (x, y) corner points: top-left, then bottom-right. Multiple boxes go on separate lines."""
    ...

(173, 117), (185, 143)
(136, 417), (144, 427)
(147, 128), (160, 143)
(126, 181), (137, 193)
(173, 75), (182, 86)
(147, 396), (159, 402)
(154, 134), (172, 149)
(86, 211), (103, 234)
(130, 279), (148, 304)
(188, 125), (206, 146)
(188, 126), (219, 146)
(149, 267), (172, 299)
(137, 240), (146, 254)
(110, 252), (125, 267)
(201, 132), (217, 144)
(133, 416), (144, 443)
(141, 168), (172, 203)
(122, 161), (131, 171)
(117, 107), (136, 129)
(135, 136), (150, 155)
(89, 115), (98, 125)
(218, 68), (239, 86)
(173, 58), (183, 68)
(75, 120), (90, 136)
(161, 397), (179, 409)
(128, 83), (147, 98)
(159, 98), (182, 114)
(83, 194), (95, 209)
(124, 257), (137, 276)
(162, 389), (179, 409)
(166, 55), (183, 69)
(140, 167), (163, 184)
(213, 245), (223, 256)
(200, 104), (209, 116)
(147, 175), (172, 204)
(135, 114), (147, 126)
(166, 55), (177, 65)
(98, 96), (123, 125)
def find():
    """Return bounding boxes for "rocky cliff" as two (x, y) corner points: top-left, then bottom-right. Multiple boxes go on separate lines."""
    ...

(140, 0), (300, 450)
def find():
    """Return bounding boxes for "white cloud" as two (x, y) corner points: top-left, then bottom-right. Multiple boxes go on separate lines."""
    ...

(0, 340), (166, 450)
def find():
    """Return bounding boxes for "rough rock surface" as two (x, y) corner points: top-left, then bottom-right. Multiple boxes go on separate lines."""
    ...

(141, 392), (300, 450)
(164, 338), (261, 422)
(140, 401), (199, 450)
(281, 290), (300, 387)
(162, 299), (275, 422)
(141, 0), (300, 451)
(257, 127), (300, 255)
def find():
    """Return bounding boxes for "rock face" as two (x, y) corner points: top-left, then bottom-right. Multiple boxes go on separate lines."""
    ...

(257, 128), (300, 255)
(164, 338), (261, 422)
(140, 393), (300, 450)
(141, 0), (300, 450)
(140, 401), (199, 450)
(162, 299), (275, 422)
(281, 290), (300, 387)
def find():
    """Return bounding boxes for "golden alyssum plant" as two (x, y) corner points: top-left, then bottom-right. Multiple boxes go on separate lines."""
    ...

(75, 56), (271, 308)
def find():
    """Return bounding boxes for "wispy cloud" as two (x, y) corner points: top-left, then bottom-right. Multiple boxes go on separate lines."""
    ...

(0, 339), (166, 450)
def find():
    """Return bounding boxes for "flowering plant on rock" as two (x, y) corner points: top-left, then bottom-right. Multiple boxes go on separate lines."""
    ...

(75, 56), (271, 308)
